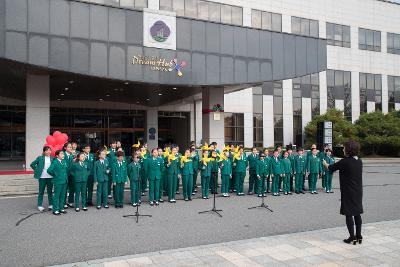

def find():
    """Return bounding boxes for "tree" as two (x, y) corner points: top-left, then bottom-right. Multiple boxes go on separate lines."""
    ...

(304, 109), (357, 148)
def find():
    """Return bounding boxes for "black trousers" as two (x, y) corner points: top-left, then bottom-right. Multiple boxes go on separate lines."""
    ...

(345, 215), (362, 238)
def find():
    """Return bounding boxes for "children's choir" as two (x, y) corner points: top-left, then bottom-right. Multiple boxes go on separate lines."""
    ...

(30, 140), (335, 215)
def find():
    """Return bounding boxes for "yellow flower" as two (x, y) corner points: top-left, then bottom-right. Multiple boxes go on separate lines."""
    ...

(201, 155), (211, 165)
(163, 147), (171, 158)
(168, 153), (176, 163)
(132, 140), (140, 148)
(218, 152), (228, 162)
(180, 155), (191, 164)
(223, 145), (231, 152)
(201, 143), (210, 151)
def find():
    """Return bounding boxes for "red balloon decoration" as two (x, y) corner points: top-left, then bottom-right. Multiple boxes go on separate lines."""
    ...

(43, 131), (69, 157)
(46, 135), (56, 146)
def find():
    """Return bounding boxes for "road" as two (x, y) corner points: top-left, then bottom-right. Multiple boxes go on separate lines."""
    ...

(0, 165), (399, 267)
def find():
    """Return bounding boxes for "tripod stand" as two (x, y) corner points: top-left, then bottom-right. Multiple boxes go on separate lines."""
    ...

(248, 177), (273, 212)
(199, 172), (223, 217)
(123, 175), (152, 223)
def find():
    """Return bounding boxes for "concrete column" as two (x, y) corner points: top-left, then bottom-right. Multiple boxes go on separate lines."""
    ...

(263, 95), (274, 148)
(382, 75), (389, 114)
(242, 7), (252, 27)
(147, 0), (159, 10)
(302, 98), (312, 145)
(351, 71), (360, 122)
(282, 14), (291, 34)
(319, 20), (326, 39)
(282, 79), (293, 145)
(319, 71), (328, 114)
(195, 100), (202, 146)
(26, 74), (50, 169)
(202, 87), (224, 151)
(244, 112), (253, 148)
(190, 102), (195, 142)
(146, 109), (158, 150)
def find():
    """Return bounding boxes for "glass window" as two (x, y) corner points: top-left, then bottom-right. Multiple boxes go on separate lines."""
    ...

(253, 95), (263, 114)
(120, 0), (135, 8)
(220, 4), (232, 24)
(198, 0), (209, 20)
(251, 9), (262, 29)
(387, 32), (400, 55)
(135, 0), (147, 8)
(326, 23), (350, 48)
(359, 28), (366, 49)
(271, 13), (282, 32)
(231, 6), (242, 26)
(300, 18), (309, 36)
(309, 19), (319, 37)
(359, 28), (381, 52)
(326, 23), (334, 45)
(224, 113), (244, 145)
(185, 0), (197, 18)
(208, 1), (221, 22)
(291, 17), (301, 35)
(173, 0), (185, 16)
(159, 0), (172, 11)
(343, 25), (351, 47)
(373, 31), (381, 52)
(261, 11), (272, 30)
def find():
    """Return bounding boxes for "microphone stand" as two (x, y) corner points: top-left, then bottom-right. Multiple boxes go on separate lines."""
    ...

(199, 171), (222, 217)
(123, 173), (152, 223)
(248, 175), (273, 212)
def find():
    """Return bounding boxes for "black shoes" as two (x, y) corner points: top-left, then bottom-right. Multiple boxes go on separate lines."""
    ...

(343, 236), (358, 245)
(357, 235), (363, 244)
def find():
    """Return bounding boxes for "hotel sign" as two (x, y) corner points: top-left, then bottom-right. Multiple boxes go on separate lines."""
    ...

(130, 55), (186, 77)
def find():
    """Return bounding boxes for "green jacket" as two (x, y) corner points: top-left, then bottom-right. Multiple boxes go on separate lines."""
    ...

(294, 155), (306, 174)
(191, 152), (199, 172)
(209, 158), (219, 173)
(281, 158), (292, 174)
(247, 153), (259, 171)
(93, 159), (110, 182)
(180, 160), (194, 175)
(107, 148), (117, 165)
(84, 153), (95, 176)
(128, 161), (141, 182)
(288, 154), (295, 174)
(323, 156), (335, 174)
(111, 161), (128, 183)
(307, 155), (322, 174)
(71, 161), (89, 183)
(270, 156), (283, 175)
(47, 159), (68, 185)
(219, 159), (232, 176)
(199, 160), (212, 177)
(165, 157), (180, 176)
(233, 154), (248, 173)
(256, 158), (270, 176)
(63, 152), (74, 175)
(144, 157), (164, 180)
(30, 155), (54, 179)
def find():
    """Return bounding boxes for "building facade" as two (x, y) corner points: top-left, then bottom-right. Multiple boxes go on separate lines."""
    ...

(0, 0), (399, 170)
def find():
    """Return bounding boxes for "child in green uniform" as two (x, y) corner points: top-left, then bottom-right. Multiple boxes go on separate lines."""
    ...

(319, 144), (329, 190)
(287, 147), (295, 192)
(190, 146), (199, 195)
(144, 148), (164, 206)
(256, 153), (270, 197)
(270, 149), (283, 196)
(199, 150), (212, 199)
(139, 146), (148, 196)
(83, 145), (95, 206)
(322, 148), (335, 193)
(229, 144), (236, 193)
(63, 143), (75, 208)
(94, 150), (110, 209)
(247, 147), (259, 195)
(233, 147), (248, 196)
(281, 151), (292, 195)
(157, 147), (166, 203)
(180, 149), (194, 201)
(209, 150), (219, 194)
(112, 151), (128, 208)
(128, 154), (141, 206)
(294, 148), (306, 194)
(30, 146), (54, 212)
(219, 150), (232, 197)
(107, 140), (117, 199)
(166, 147), (179, 203)
(71, 152), (89, 212)
(307, 148), (322, 194)
(47, 150), (68, 215)
(263, 148), (271, 193)
(305, 144), (317, 191)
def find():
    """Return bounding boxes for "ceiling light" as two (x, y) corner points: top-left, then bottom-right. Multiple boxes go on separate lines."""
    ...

(106, 94), (110, 97)
(64, 87), (69, 91)
(158, 93), (162, 96)
(172, 87), (177, 90)
(57, 98), (61, 101)
(146, 98), (150, 101)
(99, 98), (104, 101)
(124, 82), (129, 85)
(69, 80), (74, 84)
(60, 93), (65, 96)
(114, 88), (119, 91)
(136, 101), (140, 104)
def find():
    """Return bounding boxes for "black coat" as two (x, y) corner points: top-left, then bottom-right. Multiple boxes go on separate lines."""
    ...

(329, 156), (363, 216)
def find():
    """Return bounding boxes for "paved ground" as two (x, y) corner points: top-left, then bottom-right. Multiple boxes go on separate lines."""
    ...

(0, 165), (400, 267)
(55, 220), (400, 267)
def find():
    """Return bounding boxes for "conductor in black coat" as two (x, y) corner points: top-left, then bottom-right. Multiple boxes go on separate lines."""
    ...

(323, 140), (363, 245)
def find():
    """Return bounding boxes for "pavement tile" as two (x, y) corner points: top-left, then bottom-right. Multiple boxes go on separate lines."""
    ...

(335, 259), (366, 267)
(302, 255), (330, 265)
(352, 256), (383, 266)
(103, 260), (130, 267)
(284, 258), (313, 267)
(126, 257), (153, 266)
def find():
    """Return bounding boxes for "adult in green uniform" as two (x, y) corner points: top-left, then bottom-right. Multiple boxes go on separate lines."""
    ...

(305, 144), (317, 191)
(71, 152), (89, 211)
(30, 146), (54, 212)
(286, 146), (295, 192)
(83, 145), (95, 206)
(209, 150), (219, 194)
(190, 146), (199, 195)
(270, 149), (283, 196)
(175, 146), (182, 194)
(229, 144), (236, 193)
(219, 150), (232, 197)
(180, 149), (194, 201)
(307, 147), (322, 194)
(63, 143), (75, 208)
(247, 147), (259, 195)
(47, 150), (68, 215)
(256, 153), (270, 197)
(319, 144), (329, 190)
(107, 140), (117, 198)
(94, 150), (110, 209)
(294, 148), (306, 194)
(233, 146), (248, 196)
(322, 148), (335, 193)
(128, 154), (141, 206)
(199, 150), (212, 199)
(281, 151), (293, 195)
(144, 148), (164, 206)
(111, 151), (128, 208)
(139, 147), (148, 195)
(165, 146), (179, 203)
(157, 147), (166, 202)
(263, 148), (272, 193)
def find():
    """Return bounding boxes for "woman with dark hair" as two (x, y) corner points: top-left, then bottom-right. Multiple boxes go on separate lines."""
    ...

(322, 140), (363, 245)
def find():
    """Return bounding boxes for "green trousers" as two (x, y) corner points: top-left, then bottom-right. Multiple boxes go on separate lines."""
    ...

(37, 178), (53, 207)
(149, 179), (160, 202)
(141, 171), (147, 193)
(266, 176), (271, 192)
(295, 173), (305, 192)
(130, 179), (140, 204)
(159, 174), (165, 199)
(86, 175), (94, 204)
(229, 172), (236, 191)
(201, 175), (210, 198)
(182, 174), (193, 200)
(322, 173), (327, 188)
(114, 182), (125, 206)
(192, 170), (198, 192)
(234, 172), (245, 194)
(67, 175), (75, 204)
(74, 181), (87, 208)
(256, 175), (266, 195)
(283, 173), (291, 193)
(167, 174), (178, 201)
(53, 183), (67, 212)
(309, 173), (318, 192)
(271, 175), (280, 193)
(248, 169), (257, 193)
(221, 174), (230, 194)
(96, 181), (108, 207)
(325, 173), (333, 191)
